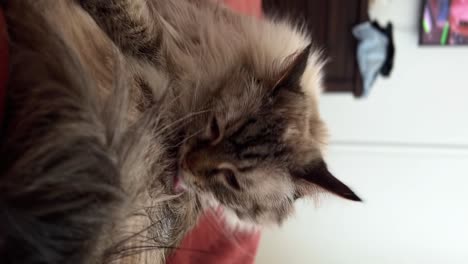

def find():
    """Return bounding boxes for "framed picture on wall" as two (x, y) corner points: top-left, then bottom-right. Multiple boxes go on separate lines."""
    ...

(420, 0), (468, 45)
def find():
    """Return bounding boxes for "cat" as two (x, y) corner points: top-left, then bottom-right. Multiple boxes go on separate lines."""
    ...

(0, 0), (362, 263)
(81, 0), (362, 227)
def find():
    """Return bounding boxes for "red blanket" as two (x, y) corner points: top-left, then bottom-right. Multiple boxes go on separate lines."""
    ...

(166, 210), (261, 264)
(222, 0), (263, 18)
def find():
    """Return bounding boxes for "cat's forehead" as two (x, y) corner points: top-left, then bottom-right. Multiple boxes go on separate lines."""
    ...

(214, 76), (266, 118)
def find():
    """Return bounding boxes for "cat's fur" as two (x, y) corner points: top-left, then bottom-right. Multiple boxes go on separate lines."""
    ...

(0, 0), (361, 263)
(1, 1), (198, 264)
(81, 0), (361, 226)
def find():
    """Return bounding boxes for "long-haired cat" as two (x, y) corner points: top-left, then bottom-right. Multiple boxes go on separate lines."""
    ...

(0, 0), (361, 263)
(81, 0), (361, 224)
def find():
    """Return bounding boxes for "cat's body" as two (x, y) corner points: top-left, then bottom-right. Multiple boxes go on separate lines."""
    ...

(1, 1), (198, 264)
(1, 0), (360, 263)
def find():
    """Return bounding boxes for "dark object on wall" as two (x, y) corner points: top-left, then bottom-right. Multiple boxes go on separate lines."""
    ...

(371, 21), (395, 77)
(263, 0), (369, 97)
(420, 0), (468, 46)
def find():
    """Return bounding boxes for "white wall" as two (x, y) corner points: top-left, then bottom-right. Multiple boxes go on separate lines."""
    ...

(322, 0), (468, 146)
(257, 146), (468, 264)
(256, 1), (468, 263)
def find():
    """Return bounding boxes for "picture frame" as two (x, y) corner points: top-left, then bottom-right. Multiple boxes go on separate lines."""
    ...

(419, 0), (468, 46)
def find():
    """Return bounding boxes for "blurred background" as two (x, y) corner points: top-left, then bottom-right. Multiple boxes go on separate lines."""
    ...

(255, 0), (468, 263)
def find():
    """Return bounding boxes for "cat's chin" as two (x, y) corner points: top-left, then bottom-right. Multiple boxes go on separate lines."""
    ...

(197, 195), (261, 233)
(218, 207), (261, 233)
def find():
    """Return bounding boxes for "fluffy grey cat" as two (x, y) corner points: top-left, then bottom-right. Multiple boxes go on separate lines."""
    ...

(0, 0), (360, 264)
(81, 0), (361, 223)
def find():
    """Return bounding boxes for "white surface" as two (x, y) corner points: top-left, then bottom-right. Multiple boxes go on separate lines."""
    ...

(256, 146), (468, 264)
(256, 1), (468, 263)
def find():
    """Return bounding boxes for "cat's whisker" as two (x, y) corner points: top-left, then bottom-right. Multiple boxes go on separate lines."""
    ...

(190, 77), (203, 112)
(105, 217), (167, 259)
(158, 89), (184, 113)
(175, 127), (206, 147)
(151, 109), (212, 137)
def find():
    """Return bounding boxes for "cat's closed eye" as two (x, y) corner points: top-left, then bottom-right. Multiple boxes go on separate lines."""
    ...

(210, 168), (241, 190)
(221, 168), (241, 190)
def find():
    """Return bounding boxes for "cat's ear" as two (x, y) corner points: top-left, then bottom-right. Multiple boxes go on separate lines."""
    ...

(292, 160), (361, 202)
(272, 43), (312, 94)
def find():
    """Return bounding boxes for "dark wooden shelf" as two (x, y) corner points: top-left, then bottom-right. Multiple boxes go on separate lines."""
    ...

(263, 0), (369, 97)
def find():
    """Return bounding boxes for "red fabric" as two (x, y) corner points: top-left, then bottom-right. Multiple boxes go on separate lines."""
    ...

(222, 0), (263, 18)
(166, 210), (261, 264)
(0, 9), (9, 125)
(167, 1), (263, 263)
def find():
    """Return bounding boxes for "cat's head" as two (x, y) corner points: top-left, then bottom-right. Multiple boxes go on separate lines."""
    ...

(175, 44), (361, 226)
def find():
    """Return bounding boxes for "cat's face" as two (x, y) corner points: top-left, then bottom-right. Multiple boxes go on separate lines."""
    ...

(175, 45), (361, 226)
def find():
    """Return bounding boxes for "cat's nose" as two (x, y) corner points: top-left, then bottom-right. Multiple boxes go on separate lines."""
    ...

(184, 152), (203, 175)
(184, 152), (198, 172)
(185, 151), (216, 177)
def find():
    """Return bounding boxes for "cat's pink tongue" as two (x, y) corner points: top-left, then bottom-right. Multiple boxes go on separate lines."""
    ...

(173, 171), (187, 193)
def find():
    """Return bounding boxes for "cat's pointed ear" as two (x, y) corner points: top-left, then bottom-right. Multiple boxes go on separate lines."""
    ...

(292, 160), (362, 202)
(272, 43), (312, 94)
